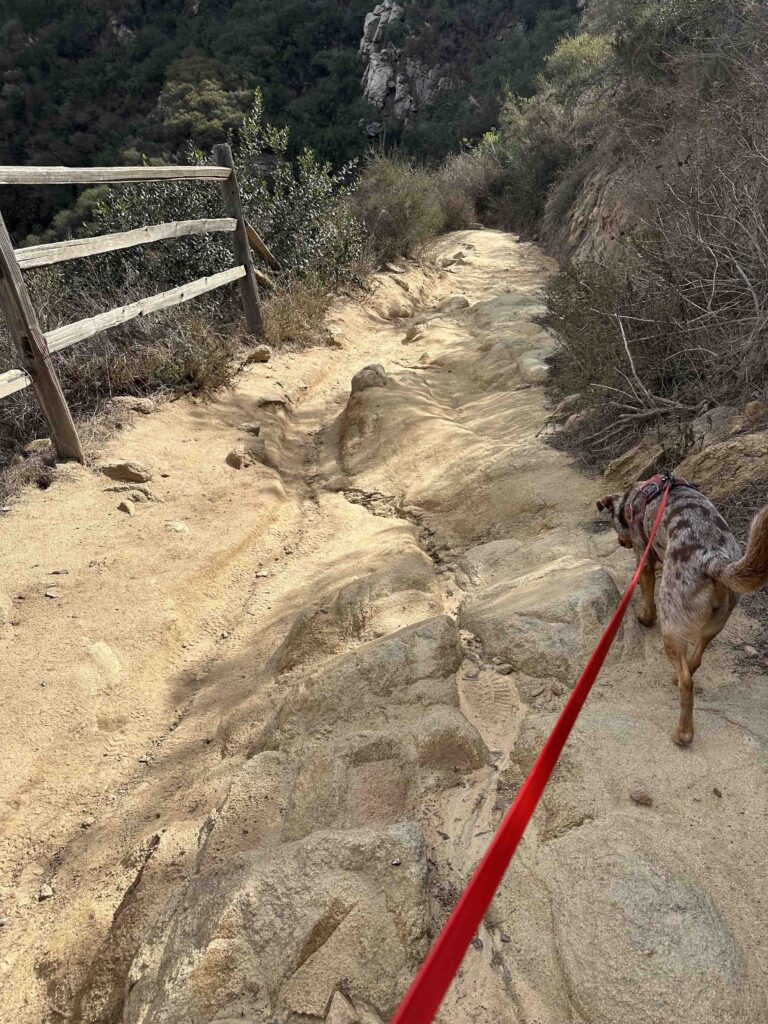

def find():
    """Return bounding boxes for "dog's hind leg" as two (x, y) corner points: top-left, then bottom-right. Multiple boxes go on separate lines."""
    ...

(663, 633), (694, 746)
(688, 632), (716, 677)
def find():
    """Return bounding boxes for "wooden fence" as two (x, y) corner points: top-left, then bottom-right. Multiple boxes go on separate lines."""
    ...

(0, 142), (281, 462)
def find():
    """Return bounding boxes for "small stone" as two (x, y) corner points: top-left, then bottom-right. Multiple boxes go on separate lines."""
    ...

(403, 324), (426, 344)
(0, 917), (8, 928)
(391, 859), (401, 867)
(284, 547), (293, 555)
(226, 441), (275, 470)
(713, 787), (723, 798)
(99, 461), (153, 484)
(165, 521), (188, 533)
(245, 344), (272, 364)
(351, 364), (389, 393)
(464, 667), (480, 680)
(470, 937), (483, 951)
(38, 884), (54, 901)
(500, 933), (511, 943)
(255, 570), (270, 578)
(240, 422), (262, 436)
(744, 645), (758, 657)
(117, 500), (134, 516)
(496, 664), (513, 675)
(1, 506), (11, 513)
(138, 755), (150, 764)
(629, 786), (653, 807)
(80, 816), (95, 829)
(45, 588), (60, 599)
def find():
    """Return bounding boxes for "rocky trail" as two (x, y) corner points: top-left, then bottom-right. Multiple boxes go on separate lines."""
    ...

(1, 230), (767, 1023)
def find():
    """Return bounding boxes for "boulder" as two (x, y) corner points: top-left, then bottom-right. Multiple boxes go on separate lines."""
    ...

(402, 324), (426, 344)
(604, 441), (663, 489)
(540, 832), (755, 1024)
(244, 344), (272, 365)
(676, 431), (768, 500)
(99, 460), (153, 483)
(437, 294), (470, 313)
(23, 437), (54, 457)
(225, 440), (276, 470)
(122, 825), (430, 1024)
(517, 352), (549, 384)
(351, 364), (389, 394)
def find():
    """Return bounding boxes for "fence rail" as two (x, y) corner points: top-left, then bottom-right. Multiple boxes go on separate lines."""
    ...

(0, 144), (280, 463)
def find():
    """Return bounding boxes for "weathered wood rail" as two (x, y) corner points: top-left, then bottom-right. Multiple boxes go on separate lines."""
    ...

(0, 144), (281, 462)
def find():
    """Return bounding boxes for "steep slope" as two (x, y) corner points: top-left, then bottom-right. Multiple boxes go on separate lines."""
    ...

(0, 232), (767, 1023)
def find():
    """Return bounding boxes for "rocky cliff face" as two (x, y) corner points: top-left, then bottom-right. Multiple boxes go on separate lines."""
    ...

(360, 1), (451, 123)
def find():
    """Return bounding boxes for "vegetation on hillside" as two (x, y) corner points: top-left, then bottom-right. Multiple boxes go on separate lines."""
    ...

(0, 0), (578, 240)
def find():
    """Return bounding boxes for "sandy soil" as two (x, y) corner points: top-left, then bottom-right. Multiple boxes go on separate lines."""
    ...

(1, 231), (766, 1024)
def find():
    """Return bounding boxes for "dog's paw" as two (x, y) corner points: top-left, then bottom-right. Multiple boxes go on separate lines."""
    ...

(673, 728), (694, 747)
(637, 611), (656, 628)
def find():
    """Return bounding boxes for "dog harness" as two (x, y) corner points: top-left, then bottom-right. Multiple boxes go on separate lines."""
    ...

(625, 473), (698, 547)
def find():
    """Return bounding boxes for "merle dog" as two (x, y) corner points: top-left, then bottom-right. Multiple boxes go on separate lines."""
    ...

(598, 475), (768, 746)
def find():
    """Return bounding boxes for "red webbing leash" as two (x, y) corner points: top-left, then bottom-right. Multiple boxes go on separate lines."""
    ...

(391, 482), (671, 1024)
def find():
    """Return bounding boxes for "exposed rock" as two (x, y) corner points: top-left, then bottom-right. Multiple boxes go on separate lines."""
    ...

(690, 405), (739, 447)
(402, 324), (426, 344)
(99, 461), (153, 484)
(117, 500), (134, 516)
(121, 825), (430, 1024)
(23, 437), (54, 457)
(676, 431), (768, 500)
(361, 1), (453, 122)
(244, 344), (272, 365)
(109, 396), (155, 415)
(226, 439), (276, 470)
(437, 294), (470, 313)
(629, 786), (653, 806)
(605, 441), (663, 489)
(104, 484), (160, 502)
(351, 364), (390, 393)
(517, 352), (550, 384)
(460, 561), (622, 683)
(540, 835), (755, 1024)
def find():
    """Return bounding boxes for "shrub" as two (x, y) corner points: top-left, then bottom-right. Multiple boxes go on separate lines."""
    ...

(352, 153), (446, 262)
(436, 141), (506, 230)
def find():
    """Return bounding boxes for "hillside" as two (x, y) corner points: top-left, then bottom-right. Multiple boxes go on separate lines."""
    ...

(0, 0), (577, 238)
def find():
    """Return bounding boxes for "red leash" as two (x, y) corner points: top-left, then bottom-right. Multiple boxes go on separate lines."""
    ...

(391, 482), (671, 1024)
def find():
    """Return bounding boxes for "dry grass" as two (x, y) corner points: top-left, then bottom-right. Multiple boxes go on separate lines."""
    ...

(262, 275), (336, 351)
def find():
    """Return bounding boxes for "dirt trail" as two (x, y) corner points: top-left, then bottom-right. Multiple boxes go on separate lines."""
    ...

(1, 230), (767, 1023)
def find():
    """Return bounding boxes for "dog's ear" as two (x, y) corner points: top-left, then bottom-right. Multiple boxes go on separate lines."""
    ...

(596, 494), (618, 513)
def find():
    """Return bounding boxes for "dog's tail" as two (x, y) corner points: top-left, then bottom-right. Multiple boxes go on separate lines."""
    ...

(716, 503), (768, 594)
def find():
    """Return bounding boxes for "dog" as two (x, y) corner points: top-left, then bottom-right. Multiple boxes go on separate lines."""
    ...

(597, 474), (768, 746)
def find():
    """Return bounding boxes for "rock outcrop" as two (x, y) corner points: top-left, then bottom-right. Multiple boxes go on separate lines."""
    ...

(360, 1), (451, 122)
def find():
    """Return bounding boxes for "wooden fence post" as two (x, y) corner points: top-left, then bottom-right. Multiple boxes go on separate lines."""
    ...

(0, 211), (84, 462)
(212, 143), (263, 336)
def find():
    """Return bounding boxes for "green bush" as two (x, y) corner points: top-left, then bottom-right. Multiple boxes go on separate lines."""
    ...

(352, 154), (446, 262)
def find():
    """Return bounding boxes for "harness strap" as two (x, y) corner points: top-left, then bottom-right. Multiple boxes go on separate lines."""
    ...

(626, 473), (698, 548)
